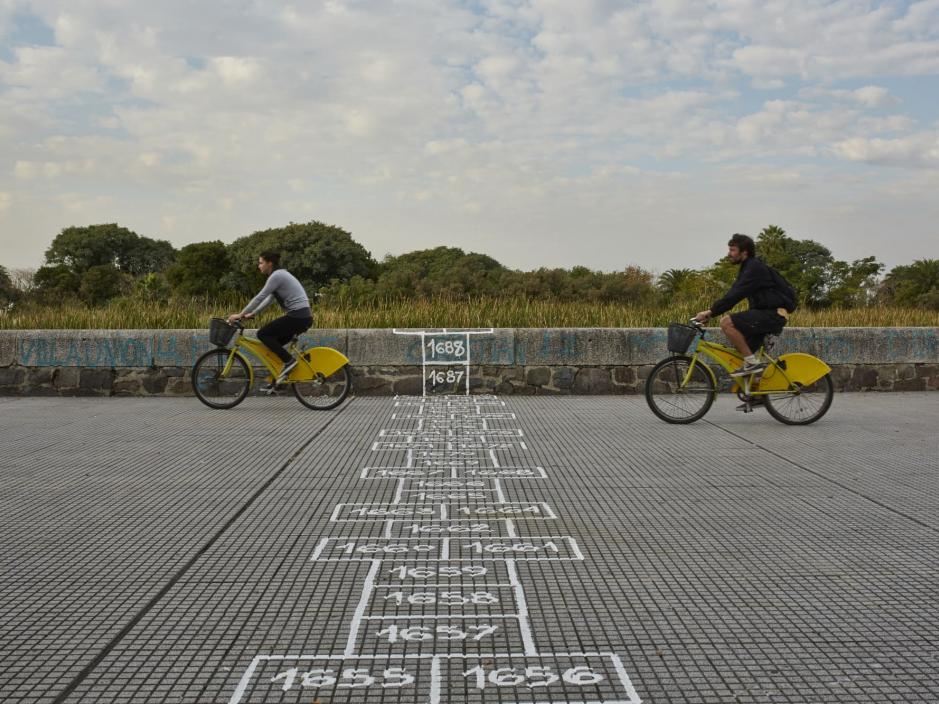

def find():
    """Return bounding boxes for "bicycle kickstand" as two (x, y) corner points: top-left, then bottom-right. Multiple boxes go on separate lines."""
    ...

(737, 376), (754, 413)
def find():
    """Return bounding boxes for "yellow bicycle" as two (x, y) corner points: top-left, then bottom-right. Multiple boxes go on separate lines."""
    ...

(191, 318), (351, 410)
(645, 320), (834, 425)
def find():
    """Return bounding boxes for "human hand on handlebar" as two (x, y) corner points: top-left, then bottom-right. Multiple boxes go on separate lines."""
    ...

(227, 312), (253, 324)
(693, 310), (711, 323)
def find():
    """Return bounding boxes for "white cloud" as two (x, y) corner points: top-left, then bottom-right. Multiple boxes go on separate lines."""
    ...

(832, 133), (939, 167)
(0, 0), (937, 273)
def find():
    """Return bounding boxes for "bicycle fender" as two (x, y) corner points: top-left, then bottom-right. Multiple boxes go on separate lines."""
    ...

(758, 353), (831, 391)
(298, 347), (349, 379)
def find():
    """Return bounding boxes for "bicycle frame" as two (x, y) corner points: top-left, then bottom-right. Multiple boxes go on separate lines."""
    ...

(221, 331), (349, 386)
(684, 334), (830, 396)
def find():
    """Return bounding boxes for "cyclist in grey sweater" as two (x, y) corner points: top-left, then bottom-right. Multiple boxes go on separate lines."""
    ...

(228, 251), (312, 381)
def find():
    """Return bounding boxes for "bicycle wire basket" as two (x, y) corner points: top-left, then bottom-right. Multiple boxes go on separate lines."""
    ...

(666, 322), (698, 354)
(209, 317), (238, 347)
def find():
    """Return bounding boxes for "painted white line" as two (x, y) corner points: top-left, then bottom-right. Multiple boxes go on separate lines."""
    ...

(343, 559), (381, 656)
(610, 652), (645, 704)
(374, 582), (515, 588)
(309, 537), (330, 561)
(361, 614), (522, 620)
(429, 654), (442, 704)
(493, 479), (507, 503)
(507, 560), (537, 656)
(227, 655), (261, 704)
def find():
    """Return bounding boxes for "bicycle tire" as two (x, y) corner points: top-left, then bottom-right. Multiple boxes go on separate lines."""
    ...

(191, 348), (251, 409)
(645, 355), (716, 424)
(764, 373), (834, 425)
(292, 364), (352, 410)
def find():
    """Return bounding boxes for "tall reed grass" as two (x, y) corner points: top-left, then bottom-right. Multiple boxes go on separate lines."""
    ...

(1, 296), (936, 329)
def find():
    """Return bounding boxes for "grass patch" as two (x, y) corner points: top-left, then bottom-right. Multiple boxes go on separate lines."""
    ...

(1, 297), (936, 329)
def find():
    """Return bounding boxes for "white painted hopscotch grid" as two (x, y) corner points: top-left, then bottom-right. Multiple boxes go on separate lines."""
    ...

(230, 393), (641, 703)
(392, 328), (495, 396)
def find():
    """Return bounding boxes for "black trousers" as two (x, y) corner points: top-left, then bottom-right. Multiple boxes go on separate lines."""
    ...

(257, 315), (313, 363)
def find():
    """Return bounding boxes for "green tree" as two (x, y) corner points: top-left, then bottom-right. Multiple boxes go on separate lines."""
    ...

(166, 241), (233, 296)
(657, 268), (695, 298)
(133, 273), (172, 303)
(880, 259), (939, 309)
(44, 224), (175, 276)
(376, 247), (506, 299)
(826, 256), (884, 308)
(756, 225), (834, 306)
(228, 221), (377, 294)
(33, 264), (81, 300)
(0, 265), (16, 305)
(79, 264), (130, 305)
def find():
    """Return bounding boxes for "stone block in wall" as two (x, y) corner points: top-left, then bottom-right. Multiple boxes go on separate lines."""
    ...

(612, 366), (637, 386)
(25, 367), (56, 396)
(525, 367), (551, 387)
(850, 366), (879, 389)
(0, 366), (25, 392)
(165, 376), (192, 395)
(893, 376), (926, 391)
(572, 367), (612, 394)
(350, 368), (393, 394)
(79, 368), (113, 395)
(0, 334), (15, 367)
(54, 367), (81, 391)
(552, 367), (575, 390)
(393, 374), (424, 396)
(113, 369), (168, 395)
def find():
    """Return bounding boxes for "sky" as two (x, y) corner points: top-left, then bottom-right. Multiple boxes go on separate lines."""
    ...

(1, 0), (938, 276)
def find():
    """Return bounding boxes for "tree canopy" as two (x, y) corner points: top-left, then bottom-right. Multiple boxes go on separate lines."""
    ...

(44, 224), (175, 276)
(228, 221), (377, 295)
(166, 241), (232, 296)
(5, 219), (929, 314)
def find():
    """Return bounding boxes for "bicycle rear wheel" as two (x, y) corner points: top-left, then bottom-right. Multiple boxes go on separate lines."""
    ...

(645, 355), (715, 424)
(292, 365), (352, 410)
(191, 348), (251, 409)
(764, 373), (834, 425)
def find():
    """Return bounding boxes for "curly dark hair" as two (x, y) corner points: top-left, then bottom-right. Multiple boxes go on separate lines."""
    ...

(727, 234), (755, 257)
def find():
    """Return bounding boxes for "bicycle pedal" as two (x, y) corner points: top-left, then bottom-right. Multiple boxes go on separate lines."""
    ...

(735, 402), (753, 413)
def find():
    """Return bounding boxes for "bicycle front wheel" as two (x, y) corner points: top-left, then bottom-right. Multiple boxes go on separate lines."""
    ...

(191, 348), (251, 409)
(764, 373), (834, 425)
(293, 365), (352, 410)
(645, 355), (716, 424)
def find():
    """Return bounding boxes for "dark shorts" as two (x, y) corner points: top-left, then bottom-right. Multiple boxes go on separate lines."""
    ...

(729, 309), (786, 352)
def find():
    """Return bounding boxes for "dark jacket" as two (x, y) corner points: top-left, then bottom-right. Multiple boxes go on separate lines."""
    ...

(710, 257), (788, 316)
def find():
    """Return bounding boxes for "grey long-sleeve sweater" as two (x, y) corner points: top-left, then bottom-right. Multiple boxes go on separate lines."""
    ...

(241, 269), (311, 318)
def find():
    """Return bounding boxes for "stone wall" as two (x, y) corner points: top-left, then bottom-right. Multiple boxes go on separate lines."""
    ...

(0, 327), (937, 396)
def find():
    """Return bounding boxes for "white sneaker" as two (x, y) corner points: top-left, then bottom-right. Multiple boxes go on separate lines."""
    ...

(730, 360), (768, 377)
(277, 358), (298, 381)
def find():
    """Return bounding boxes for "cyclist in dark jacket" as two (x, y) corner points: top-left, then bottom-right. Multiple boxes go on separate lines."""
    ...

(694, 234), (789, 377)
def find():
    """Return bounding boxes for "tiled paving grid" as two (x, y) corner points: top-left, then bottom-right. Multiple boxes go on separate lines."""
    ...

(0, 393), (934, 702)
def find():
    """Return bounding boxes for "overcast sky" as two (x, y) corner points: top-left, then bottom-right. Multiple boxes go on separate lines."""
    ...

(2, 0), (938, 275)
